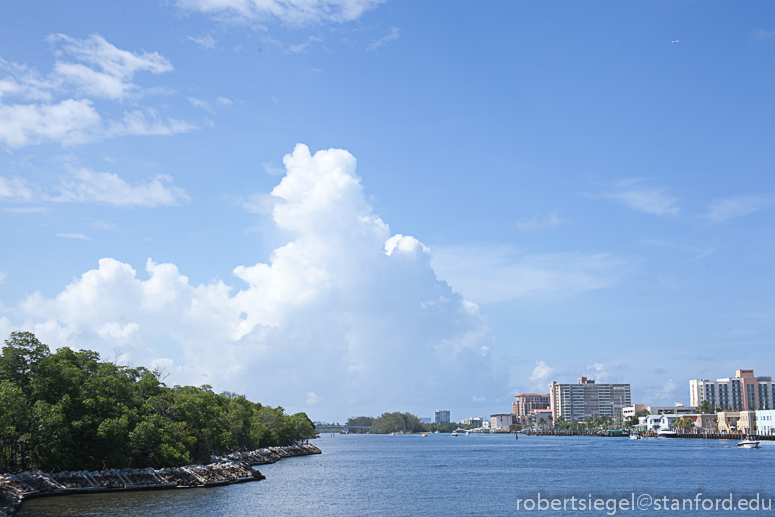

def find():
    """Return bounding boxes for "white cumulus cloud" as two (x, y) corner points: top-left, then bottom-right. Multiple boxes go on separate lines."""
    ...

(529, 360), (555, 383)
(8, 144), (505, 419)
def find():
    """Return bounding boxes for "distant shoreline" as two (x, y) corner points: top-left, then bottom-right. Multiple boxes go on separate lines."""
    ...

(0, 444), (321, 516)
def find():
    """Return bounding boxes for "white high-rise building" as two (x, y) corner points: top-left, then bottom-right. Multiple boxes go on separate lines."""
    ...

(689, 369), (775, 411)
(550, 377), (631, 422)
(434, 410), (450, 424)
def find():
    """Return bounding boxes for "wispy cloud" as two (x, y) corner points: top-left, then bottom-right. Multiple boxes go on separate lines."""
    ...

(216, 96), (233, 107)
(706, 195), (770, 221)
(642, 239), (717, 261)
(0, 168), (189, 207)
(367, 27), (400, 51)
(0, 34), (194, 148)
(430, 244), (626, 304)
(600, 179), (679, 216)
(175, 0), (386, 26)
(749, 28), (775, 43)
(57, 233), (92, 240)
(516, 210), (565, 232)
(187, 96), (214, 113)
(187, 34), (218, 49)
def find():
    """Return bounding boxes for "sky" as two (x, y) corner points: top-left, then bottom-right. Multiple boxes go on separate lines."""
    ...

(1, 0), (774, 422)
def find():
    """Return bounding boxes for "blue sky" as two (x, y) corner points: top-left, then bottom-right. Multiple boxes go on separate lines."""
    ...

(1, 0), (774, 422)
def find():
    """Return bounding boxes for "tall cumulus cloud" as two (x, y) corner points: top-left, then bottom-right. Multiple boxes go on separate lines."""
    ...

(12, 144), (505, 419)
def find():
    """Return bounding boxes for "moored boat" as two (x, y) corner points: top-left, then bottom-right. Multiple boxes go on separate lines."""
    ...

(656, 427), (678, 438)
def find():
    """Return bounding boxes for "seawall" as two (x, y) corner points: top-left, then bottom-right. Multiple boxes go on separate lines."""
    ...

(0, 443), (321, 516)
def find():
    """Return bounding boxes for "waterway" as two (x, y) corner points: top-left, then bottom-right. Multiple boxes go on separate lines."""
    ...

(18, 433), (775, 516)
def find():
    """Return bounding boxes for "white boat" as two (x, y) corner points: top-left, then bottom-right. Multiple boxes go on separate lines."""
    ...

(656, 427), (678, 438)
(737, 438), (760, 449)
(450, 432), (458, 437)
(630, 433), (641, 440)
(421, 432), (428, 437)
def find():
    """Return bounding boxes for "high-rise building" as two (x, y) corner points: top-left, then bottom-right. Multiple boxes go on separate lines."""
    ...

(512, 393), (550, 424)
(550, 377), (631, 422)
(434, 410), (450, 424)
(689, 369), (774, 410)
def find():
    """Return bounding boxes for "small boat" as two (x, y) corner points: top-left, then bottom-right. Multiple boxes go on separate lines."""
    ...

(738, 438), (760, 449)
(450, 432), (458, 437)
(630, 433), (641, 440)
(656, 427), (678, 438)
(421, 432), (428, 437)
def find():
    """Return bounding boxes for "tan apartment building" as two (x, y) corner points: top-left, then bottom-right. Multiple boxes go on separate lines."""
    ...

(690, 369), (775, 411)
(717, 411), (757, 433)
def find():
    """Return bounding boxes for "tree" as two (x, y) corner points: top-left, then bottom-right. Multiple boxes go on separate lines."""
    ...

(0, 331), (50, 397)
(0, 332), (317, 473)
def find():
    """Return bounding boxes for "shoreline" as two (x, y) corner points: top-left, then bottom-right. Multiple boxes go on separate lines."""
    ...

(0, 443), (321, 516)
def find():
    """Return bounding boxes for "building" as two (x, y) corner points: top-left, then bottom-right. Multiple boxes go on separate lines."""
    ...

(420, 417), (432, 424)
(623, 403), (696, 420)
(512, 393), (551, 425)
(689, 369), (775, 411)
(636, 413), (717, 432)
(460, 417), (483, 427)
(550, 377), (631, 422)
(533, 409), (553, 430)
(490, 413), (513, 431)
(717, 411), (757, 434)
(434, 410), (450, 424)
(756, 409), (775, 435)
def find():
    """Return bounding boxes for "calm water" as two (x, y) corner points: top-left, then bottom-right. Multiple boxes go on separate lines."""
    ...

(19, 434), (775, 516)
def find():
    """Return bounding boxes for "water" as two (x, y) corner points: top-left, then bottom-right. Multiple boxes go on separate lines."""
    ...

(18, 434), (775, 516)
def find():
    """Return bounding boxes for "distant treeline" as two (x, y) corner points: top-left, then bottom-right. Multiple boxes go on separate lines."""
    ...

(0, 332), (316, 473)
(347, 413), (479, 434)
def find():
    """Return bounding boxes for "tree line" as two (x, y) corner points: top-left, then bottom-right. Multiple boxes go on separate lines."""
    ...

(0, 332), (316, 473)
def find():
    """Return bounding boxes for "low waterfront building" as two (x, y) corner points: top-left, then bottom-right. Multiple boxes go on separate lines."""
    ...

(756, 409), (775, 435)
(550, 377), (631, 422)
(490, 413), (513, 431)
(434, 410), (451, 424)
(690, 369), (775, 411)
(460, 417), (483, 426)
(636, 413), (717, 432)
(623, 403), (696, 420)
(717, 411), (756, 433)
(533, 409), (553, 430)
(512, 393), (550, 425)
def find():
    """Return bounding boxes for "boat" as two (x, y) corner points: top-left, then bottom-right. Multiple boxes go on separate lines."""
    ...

(630, 432), (641, 440)
(737, 438), (760, 449)
(450, 432), (458, 437)
(421, 432), (428, 437)
(656, 427), (678, 438)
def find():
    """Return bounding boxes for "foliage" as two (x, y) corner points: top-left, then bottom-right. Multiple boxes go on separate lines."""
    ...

(0, 331), (316, 473)
(673, 417), (695, 430)
(346, 416), (375, 427)
(371, 412), (422, 434)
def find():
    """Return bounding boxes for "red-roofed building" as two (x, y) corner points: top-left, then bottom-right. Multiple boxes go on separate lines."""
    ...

(513, 393), (550, 425)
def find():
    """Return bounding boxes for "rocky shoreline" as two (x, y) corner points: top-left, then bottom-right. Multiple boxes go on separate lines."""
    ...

(0, 443), (321, 516)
